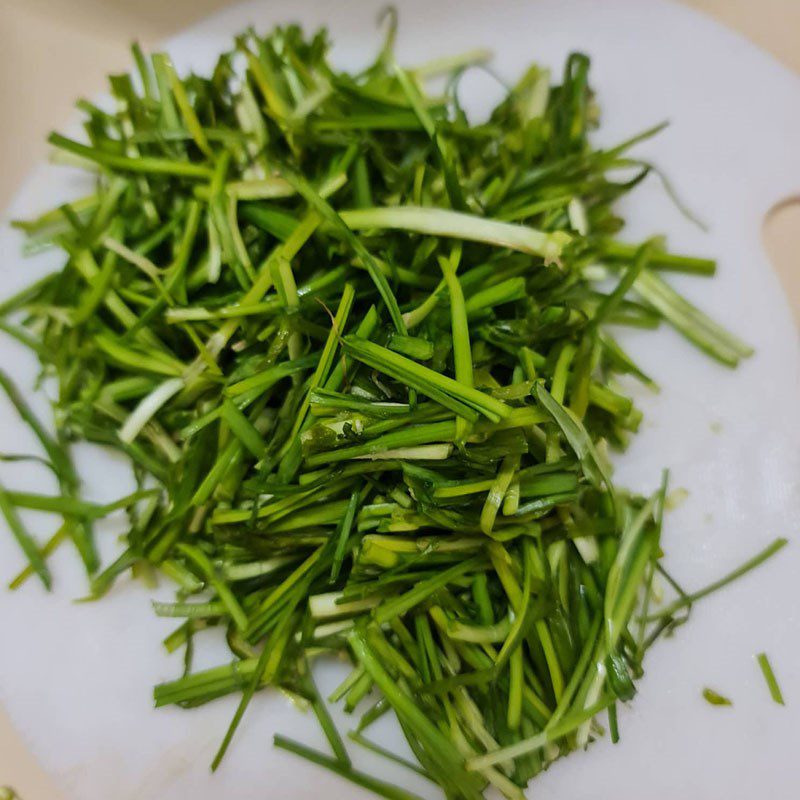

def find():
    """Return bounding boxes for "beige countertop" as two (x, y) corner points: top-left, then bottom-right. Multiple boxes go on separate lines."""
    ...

(1, 2), (798, 798)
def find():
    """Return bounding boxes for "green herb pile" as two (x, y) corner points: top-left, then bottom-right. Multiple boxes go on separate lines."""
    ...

(0, 15), (787, 800)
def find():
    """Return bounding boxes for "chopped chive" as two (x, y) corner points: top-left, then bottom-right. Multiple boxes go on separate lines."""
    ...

(0, 482), (51, 589)
(211, 608), (296, 770)
(340, 206), (569, 261)
(755, 652), (785, 706)
(649, 538), (788, 620)
(702, 688), (732, 707)
(348, 731), (432, 780)
(330, 490), (360, 583)
(274, 735), (425, 800)
(0, 370), (77, 491)
(48, 133), (213, 178)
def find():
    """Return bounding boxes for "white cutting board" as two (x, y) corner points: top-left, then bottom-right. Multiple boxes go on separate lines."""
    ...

(1, 1), (798, 798)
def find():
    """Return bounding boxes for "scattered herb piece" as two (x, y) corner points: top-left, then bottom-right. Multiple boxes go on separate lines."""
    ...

(702, 688), (733, 707)
(756, 652), (785, 706)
